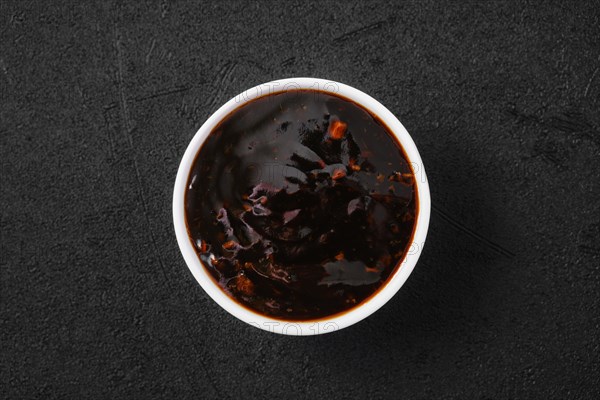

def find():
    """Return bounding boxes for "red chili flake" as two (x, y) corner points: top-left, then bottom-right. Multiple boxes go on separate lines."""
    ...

(379, 254), (392, 267)
(222, 240), (237, 250)
(242, 203), (252, 212)
(252, 195), (267, 205)
(328, 120), (347, 140)
(365, 266), (379, 273)
(389, 171), (414, 185)
(376, 173), (385, 183)
(335, 251), (344, 261)
(332, 169), (346, 180)
(236, 274), (255, 296)
(348, 159), (361, 172)
(200, 241), (209, 253)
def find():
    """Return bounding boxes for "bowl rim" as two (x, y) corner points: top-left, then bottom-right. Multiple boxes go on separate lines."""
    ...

(173, 77), (431, 335)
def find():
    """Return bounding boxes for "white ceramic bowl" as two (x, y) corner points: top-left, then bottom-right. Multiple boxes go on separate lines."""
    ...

(173, 78), (431, 335)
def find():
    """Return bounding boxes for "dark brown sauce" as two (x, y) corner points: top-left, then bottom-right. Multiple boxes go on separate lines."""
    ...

(185, 89), (418, 321)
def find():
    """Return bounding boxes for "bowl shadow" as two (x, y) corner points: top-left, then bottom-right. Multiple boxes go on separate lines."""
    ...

(302, 129), (516, 368)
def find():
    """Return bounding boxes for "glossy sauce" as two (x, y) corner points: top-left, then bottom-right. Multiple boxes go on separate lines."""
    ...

(185, 90), (417, 320)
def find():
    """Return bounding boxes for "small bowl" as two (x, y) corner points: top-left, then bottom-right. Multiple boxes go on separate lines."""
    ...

(173, 78), (431, 335)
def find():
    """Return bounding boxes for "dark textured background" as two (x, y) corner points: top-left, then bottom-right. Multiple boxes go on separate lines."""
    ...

(1, 1), (599, 398)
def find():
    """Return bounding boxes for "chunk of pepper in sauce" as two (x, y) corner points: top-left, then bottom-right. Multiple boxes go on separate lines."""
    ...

(328, 119), (347, 140)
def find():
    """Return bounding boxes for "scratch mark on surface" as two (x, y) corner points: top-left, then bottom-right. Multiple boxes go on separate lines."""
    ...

(206, 61), (237, 113)
(104, 102), (118, 111)
(334, 19), (387, 42)
(0, 58), (13, 85)
(180, 324), (231, 399)
(531, 138), (567, 170)
(548, 112), (593, 134)
(133, 86), (190, 103)
(111, 12), (226, 399)
(160, 0), (169, 18)
(507, 107), (599, 148)
(101, 109), (116, 158)
(280, 57), (295, 67)
(113, 20), (172, 283)
(584, 66), (598, 98)
(432, 205), (516, 258)
(113, 26), (133, 133)
(145, 38), (156, 64)
(540, 152), (563, 169)
(103, 86), (189, 110)
(505, 107), (542, 125)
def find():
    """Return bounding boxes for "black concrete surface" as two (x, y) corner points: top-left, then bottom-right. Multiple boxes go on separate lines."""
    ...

(1, 1), (599, 398)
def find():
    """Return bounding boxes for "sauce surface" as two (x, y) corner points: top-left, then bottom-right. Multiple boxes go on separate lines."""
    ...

(185, 89), (417, 320)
